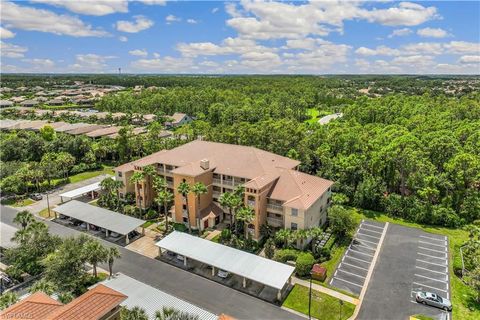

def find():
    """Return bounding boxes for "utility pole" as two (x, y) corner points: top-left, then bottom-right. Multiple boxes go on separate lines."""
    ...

(308, 272), (313, 319)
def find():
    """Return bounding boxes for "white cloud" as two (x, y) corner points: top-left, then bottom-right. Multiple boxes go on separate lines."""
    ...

(166, 15), (181, 24)
(177, 37), (276, 58)
(459, 55), (480, 64)
(388, 28), (412, 38)
(356, 45), (400, 56)
(212, 8), (219, 14)
(391, 55), (436, 67)
(187, 19), (198, 24)
(285, 38), (328, 50)
(22, 58), (55, 69)
(69, 54), (116, 72)
(444, 41), (480, 54)
(116, 15), (154, 33)
(118, 36), (128, 42)
(129, 49), (148, 57)
(138, 0), (166, 5)
(131, 56), (194, 72)
(2, 2), (109, 37)
(32, 0), (128, 16)
(0, 41), (28, 58)
(417, 27), (450, 38)
(0, 26), (16, 39)
(361, 2), (439, 27)
(153, 52), (160, 58)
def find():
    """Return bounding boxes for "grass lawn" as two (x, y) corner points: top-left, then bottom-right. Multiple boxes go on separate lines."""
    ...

(412, 314), (435, 320)
(39, 207), (55, 218)
(67, 166), (114, 184)
(142, 220), (156, 228)
(283, 284), (355, 320)
(1, 198), (35, 207)
(211, 234), (221, 243)
(320, 237), (350, 283)
(350, 207), (480, 320)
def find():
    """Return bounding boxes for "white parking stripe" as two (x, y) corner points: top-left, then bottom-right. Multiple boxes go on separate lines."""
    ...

(416, 259), (447, 267)
(345, 255), (371, 264)
(420, 235), (447, 242)
(332, 277), (363, 288)
(351, 243), (376, 251)
(357, 232), (381, 239)
(418, 252), (448, 261)
(415, 274), (447, 283)
(342, 262), (369, 271)
(359, 227), (383, 234)
(419, 240), (447, 248)
(413, 282), (448, 293)
(337, 269), (366, 279)
(415, 266), (447, 275)
(348, 248), (374, 257)
(361, 223), (384, 230)
(354, 238), (378, 245)
(419, 246), (447, 254)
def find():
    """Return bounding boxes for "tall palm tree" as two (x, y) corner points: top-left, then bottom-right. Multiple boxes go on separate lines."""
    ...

(155, 190), (174, 234)
(107, 247), (121, 277)
(275, 229), (292, 248)
(177, 181), (192, 233)
(130, 171), (145, 209)
(192, 182), (207, 228)
(112, 179), (125, 206)
(236, 206), (255, 239)
(292, 229), (309, 250)
(13, 210), (34, 230)
(155, 307), (200, 320)
(83, 239), (108, 278)
(229, 195), (243, 236)
(218, 192), (233, 227)
(122, 306), (149, 320)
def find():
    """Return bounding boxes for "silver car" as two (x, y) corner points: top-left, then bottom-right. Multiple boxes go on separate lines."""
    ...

(416, 291), (452, 311)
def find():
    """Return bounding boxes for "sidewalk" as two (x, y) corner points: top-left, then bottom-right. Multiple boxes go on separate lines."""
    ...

(291, 277), (359, 305)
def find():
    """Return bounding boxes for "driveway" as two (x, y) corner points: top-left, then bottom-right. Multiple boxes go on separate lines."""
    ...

(1, 205), (301, 320)
(357, 223), (451, 320)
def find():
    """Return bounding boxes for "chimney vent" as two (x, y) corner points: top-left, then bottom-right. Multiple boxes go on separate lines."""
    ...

(200, 159), (209, 170)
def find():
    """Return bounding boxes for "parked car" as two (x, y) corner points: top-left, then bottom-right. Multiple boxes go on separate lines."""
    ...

(80, 222), (87, 229)
(217, 269), (230, 278)
(29, 193), (43, 201)
(416, 291), (452, 311)
(176, 254), (185, 261)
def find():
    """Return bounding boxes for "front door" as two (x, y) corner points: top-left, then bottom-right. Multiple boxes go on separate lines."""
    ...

(204, 219), (209, 229)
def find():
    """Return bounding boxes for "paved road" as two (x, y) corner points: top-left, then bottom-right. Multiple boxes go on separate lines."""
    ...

(357, 223), (450, 320)
(1, 205), (301, 320)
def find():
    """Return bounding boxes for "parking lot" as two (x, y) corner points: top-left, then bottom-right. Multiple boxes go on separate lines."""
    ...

(358, 223), (451, 320)
(330, 220), (387, 296)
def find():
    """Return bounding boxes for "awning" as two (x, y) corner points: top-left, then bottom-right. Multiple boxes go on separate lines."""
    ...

(53, 200), (145, 235)
(59, 181), (102, 200)
(156, 231), (295, 290)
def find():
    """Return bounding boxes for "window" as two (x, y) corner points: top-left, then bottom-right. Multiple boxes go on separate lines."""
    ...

(183, 217), (188, 223)
(118, 172), (123, 177)
(291, 208), (298, 216)
(291, 223), (298, 231)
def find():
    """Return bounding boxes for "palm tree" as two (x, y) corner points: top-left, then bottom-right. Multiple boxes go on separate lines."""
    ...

(107, 247), (121, 277)
(229, 195), (243, 236)
(177, 181), (192, 233)
(192, 182), (207, 228)
(236, 206), (255, 239)
(25, 221), (48, 239)
(29, 279), (56, 295)
(12, 228), (30, 244)
(13, 210), (34, 230)
(292, 229), (310, 250)
(83, 239), (108, 278)
(275, 229), (292, 248)
(219, 192), (233, 226)
(0, 292), (18, 310)
(155, 190), (174, 234)
(121, 306), (149, 320)
(155, 307), (200, 320)
(130, 171), (145, 209)
(113, 179), (125, 206)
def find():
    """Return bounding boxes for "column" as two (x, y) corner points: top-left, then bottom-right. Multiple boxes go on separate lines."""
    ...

(211, 266), (215, 276)
(86, 223), (90, 231)
(183, 256), (187, 267)
(142, 227), (145, 235)
(277, 290), (282, 301)
(105, 229), (109, 237)
(243, 277), (247, 288)
(126, 234), (129, 245)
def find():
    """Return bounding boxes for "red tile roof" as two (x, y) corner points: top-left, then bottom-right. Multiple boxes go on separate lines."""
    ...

(0, 292), (62, 320)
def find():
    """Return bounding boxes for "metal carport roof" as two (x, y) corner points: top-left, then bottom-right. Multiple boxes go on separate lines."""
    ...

(59, 181), (102, 200)
(156, 231), (295, 290)
(53, 200), (145, 235)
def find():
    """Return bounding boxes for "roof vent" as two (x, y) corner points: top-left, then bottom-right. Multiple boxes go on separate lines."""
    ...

(200, 159), (209, 170)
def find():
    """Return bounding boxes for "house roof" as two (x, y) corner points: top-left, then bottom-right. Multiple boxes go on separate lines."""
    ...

(46, 284), (127, 320)
(85, 126), (121, 138)
(0, 292), (63, 320)
(65, 124), (107, 135)
(199, 202), (223, 220)
(170, 112), (188, 124)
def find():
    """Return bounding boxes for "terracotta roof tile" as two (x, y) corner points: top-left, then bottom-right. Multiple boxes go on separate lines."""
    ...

(0, 292), (62, 320)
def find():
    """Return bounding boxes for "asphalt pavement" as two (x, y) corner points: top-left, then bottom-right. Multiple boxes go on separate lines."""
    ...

(1, 205), (301, 320)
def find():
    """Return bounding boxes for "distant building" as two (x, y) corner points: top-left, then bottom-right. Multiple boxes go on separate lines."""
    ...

(165, 112), (193, 128)
(0, 100), (13, 108)
(19, 99), (39, 107)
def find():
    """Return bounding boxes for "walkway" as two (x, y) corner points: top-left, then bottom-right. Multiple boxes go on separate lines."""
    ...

(204, 229), (221, 241)
(291, 277), (359, 305)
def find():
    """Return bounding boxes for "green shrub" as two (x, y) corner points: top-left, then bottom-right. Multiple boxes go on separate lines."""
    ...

(264, 238), (276, 259)
(219, 229), (232, 243)
(273, 249), (300, 263)
(296, 252), (315, 277)
(144, 209), (158, 220)
(173, 223), (187, 232)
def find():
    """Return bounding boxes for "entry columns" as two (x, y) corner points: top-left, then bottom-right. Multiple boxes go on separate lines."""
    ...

(126, 234), (130, 244)
(183, 256), (187, 267)
(243, 277), (247, 288)
(211, 266), (215, 276)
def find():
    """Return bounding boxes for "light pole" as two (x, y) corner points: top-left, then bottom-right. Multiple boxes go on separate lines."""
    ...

(339, 299), (344, 320)
(308, 271), (313, 320)
(46, 190), (51, 218)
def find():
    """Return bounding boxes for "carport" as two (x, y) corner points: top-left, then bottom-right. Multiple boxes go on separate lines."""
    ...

(53, 200), (145, 244)
(156, 231), (295, 300)
(59, 181), (103, 202)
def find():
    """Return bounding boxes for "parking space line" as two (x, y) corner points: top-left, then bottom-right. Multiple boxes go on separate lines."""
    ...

(357, 232), (381, 239)
(359, 227), (383, 234)
(415, 266), (447, 275)
(420, 235), (446, 242)
(337, 269), (366, 279)
(354, 238), (378, 245)
(418, 252), (448, 261)
(418, 246), (447, 254)
(419, 240), (447, 248)
(342, 262), (369, 271)
(351, 243), (376, 251)
(415, 274), (447, 283)
(416, 259), (447, 267)
(413, 282), (448, 293)
(345, 255), (371, 264)
(360, 222), (384, 230)
(332, 277), (363, 288)
(348, 248), (374, 257)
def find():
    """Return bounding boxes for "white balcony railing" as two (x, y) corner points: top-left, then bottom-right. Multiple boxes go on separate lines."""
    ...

(267, 204), (283, 212)
(223, 179), (234, 186)
(213, 178), (221, 185)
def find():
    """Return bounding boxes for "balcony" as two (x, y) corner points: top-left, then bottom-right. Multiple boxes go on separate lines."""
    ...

(267, 203), (283, 212)
(234, 180), (245, 186)
(223, 179), (234, 186)
(213, 178), (222, 185)
(267, 217), (283, 227)
(247, 200), (255, 207)
(213, 191), (221, 198)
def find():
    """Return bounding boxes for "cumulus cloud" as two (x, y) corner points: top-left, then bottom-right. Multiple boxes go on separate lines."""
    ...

(116, 15), (154, 33)
(0, 26), (16, 39)
(388, 28), (412, 38)
(131, 56), (194, 72)
(0, 41), (28, 58)
(417, 27), (450, 38)
(69, 54), (116, 72)
(177, 37), (276, 57)
(166, 15), (181, 24)
(356, 41), (478, 57)
(187, 19), (198, 24)
(444, 41), (480, 54)
(2, 1), (109, 37)
(118, 36), (128, 42)
(22, 58), (55, 69)
(138, 0), (166, 5)
(129, 49), (148, 57)
(32, 0), (128, 16)
(459, 55), (480, 64)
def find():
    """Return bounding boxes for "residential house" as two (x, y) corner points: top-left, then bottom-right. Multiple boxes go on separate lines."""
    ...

(165, 112), (193, 128)
(0, 100), (13, 108)
(115, 140), (333, 241)
(20, 99), (39, 107)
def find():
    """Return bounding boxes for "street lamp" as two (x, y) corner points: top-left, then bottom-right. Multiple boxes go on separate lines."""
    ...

(308, 271), (313, 320)
(339, 299), (344, 320)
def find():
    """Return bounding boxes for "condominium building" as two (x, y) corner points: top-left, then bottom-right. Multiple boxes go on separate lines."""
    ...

(115, 140), (333, 240)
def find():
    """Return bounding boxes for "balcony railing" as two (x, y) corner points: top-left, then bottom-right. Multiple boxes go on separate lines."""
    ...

(234, 180), (244, 186)
(267, 204), (283, 212)
(223, 179), (234, 186)
(213, 178), (221, 185)
(267, 217), (283, 227)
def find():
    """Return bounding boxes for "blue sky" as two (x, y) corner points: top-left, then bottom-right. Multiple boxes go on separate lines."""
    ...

(1, 0), (479, 74)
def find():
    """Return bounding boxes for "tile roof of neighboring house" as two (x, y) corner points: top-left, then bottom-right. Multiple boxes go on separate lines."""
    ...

(54, 122), (91, 132)
(106, 126), (147, 139)
(0, 292), (63, 320)
(0, 100), (14, 107)
(65, 124), (107, 135)
(170, 112), (188, 124)
(20, 99), (39, 106)
(85, 126), (121, 138)
(269, 168), (333, 210)
(45, 284), (127, 320)
(115, 150), (168, 172)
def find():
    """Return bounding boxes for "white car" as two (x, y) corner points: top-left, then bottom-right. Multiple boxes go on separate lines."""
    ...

(176, 254), (185, 261)
(217, 269), (230, 278)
